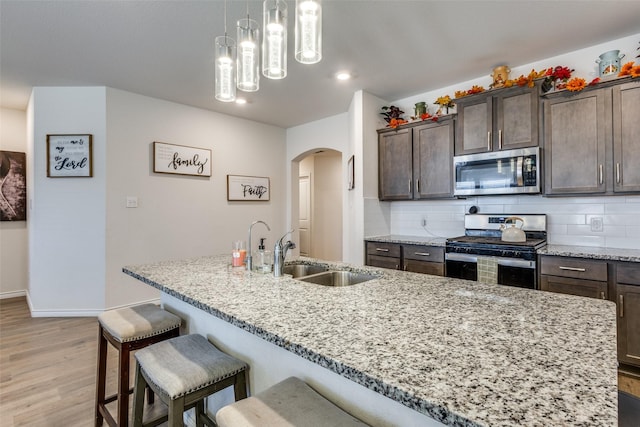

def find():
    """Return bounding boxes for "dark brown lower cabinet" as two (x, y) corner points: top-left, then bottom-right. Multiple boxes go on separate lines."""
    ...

(539, 275), (608, 299)
(365, 242), (401, 270)
(365, 241), (444, 276)
(616, 263), (640, 367)
(539, 255), (608, 299)
(401, 244), (444, 276)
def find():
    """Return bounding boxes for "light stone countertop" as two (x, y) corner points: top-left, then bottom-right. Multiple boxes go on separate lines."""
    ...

(123, 255), (617, 427)
(365, 235), (447, 246)
(538, 244), (640, 263)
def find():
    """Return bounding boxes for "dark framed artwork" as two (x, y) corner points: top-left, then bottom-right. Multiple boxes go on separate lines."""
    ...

(47, 134), (93, 177)
(0, 151), (27, 221)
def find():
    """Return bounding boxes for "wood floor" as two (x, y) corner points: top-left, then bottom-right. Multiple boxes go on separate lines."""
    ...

(1, 296), (639, 426)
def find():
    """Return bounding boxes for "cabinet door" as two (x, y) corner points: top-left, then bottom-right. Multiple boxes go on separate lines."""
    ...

(617, 284), (640, 366)
(403, 259), (444, 276)
(366, 255), (400, 270)
(455, 96), (492, 155)
(378, 129), (413, 200)
(544, 89), (608, 195)
(496, 86), (539, 150)
(613, 82), (640, 193)
(540, 275), (608, 300)
(413, 120), (454, 199)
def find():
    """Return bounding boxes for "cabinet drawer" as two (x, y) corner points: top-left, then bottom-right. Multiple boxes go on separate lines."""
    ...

(366, 255), (400, 270)
(403, 259), (444, 276)
(540, 275), (608, 300)
(617, 262), (640, 286)
(366, 242), (401, 258)
(401, 245), (444, 263)
(540, 256), (607, 281)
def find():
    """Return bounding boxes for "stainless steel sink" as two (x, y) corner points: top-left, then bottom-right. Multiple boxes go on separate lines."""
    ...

(282, 264), (330, 278)
(296, 270), (377, 287)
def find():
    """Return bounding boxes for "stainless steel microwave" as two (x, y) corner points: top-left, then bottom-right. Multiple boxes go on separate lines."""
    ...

(453, 147), (540, 196)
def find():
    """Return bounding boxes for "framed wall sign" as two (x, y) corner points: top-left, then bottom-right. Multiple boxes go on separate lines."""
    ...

(153, 141), (211, 177)
(46, 134), (93, 177)
(227, 175), (270, 201)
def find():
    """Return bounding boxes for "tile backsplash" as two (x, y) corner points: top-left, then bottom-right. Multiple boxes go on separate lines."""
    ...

(373, 195), (640, 249)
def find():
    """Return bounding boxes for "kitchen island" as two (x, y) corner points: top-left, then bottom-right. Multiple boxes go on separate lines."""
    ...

(123, 255), (617, 427)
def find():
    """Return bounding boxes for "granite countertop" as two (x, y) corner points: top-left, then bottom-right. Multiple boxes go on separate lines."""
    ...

(123, 255), (617, 427)
(367, 235), (640, 263)
(365, 234), (447, 246)
(538, 244), (640, 263)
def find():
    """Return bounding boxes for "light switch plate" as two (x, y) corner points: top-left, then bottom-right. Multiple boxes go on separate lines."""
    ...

(126, 196), (138, 208)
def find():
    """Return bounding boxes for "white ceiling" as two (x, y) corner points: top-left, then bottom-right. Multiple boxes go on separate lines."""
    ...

(1, 0), (639, 128)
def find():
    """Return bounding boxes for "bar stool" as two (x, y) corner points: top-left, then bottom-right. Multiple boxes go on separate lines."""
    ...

(132, 334), (248, 427)
(216, 376), (371, 426)
(95, 303), (181, 427)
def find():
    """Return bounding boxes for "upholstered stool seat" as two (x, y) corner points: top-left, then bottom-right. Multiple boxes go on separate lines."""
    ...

(132, 334), (248, 427)
(216, 376), (371, 427)
(95, 303), (181, 427)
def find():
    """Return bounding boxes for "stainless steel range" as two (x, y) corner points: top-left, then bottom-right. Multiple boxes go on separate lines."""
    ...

(445, 214), (547, 289)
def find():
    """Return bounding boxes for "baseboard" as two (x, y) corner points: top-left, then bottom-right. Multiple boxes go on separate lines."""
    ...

(0, 289), (27, 300)
(26, 294), (162, 318)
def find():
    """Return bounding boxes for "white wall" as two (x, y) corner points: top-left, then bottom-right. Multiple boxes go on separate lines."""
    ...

(28, 87), (108, 315)
(0, 107), (29, 298)
(105, 89), (286, 309)
(372, 33), (640, 249)
(27, 87), (287, 315)
(313, 152), (342, 261)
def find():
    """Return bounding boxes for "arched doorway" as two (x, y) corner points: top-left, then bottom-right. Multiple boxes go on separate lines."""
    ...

(295, 149), (342, 261)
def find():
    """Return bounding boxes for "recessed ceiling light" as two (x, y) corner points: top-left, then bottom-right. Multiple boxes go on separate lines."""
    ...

(235, 98), (247, 105)
(335, 71), (351, 81)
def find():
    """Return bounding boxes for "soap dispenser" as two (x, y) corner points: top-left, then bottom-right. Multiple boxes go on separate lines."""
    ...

(254, 238), (272, 273)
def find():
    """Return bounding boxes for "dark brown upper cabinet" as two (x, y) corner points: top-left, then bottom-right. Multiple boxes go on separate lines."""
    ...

(455, 85), (540, 155)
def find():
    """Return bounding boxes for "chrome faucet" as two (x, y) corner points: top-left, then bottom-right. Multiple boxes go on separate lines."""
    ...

(246, 220), (270, 271)
(273, 230), (296, 277)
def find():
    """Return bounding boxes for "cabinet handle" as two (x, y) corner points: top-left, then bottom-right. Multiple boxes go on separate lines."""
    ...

(487, 131), (492, 151)
(404, 265), (407, 271)
(616, 163), (621, 184)
(414, 252), (430, 256)
(599, 164), (603, 185)
(498, 129), (503, 150)
(416, 179), (420, 194)
(619, 295), (624, 317)
(408, 180), (412, 195)
(375, 248), (389, 252)
(559, 266), (586, 272)
(395, 264), (399, 270)
(600, 291), (605, 300)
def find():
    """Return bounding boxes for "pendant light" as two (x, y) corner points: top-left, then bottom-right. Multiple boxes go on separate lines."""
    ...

(262, 0), (287, 79)
(295, 0), (321, 64)
(215, 0), (236, 102)
(237, 2), (259, 92)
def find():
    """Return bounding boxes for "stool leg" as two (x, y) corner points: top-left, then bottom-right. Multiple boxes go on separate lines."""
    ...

(195, 400), (205, 427)
(132, 362), (146, 427)
(234, 370), (248, 401)
(168, 397), (185, 427)
(95, 326), (108, 426)
(118, 343), (131, 427)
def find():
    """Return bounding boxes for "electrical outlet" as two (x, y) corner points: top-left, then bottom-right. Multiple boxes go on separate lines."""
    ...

(590, 217), (603, 232)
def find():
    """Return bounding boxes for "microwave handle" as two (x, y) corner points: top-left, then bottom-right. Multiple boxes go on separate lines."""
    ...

(517, 156), (524, 186)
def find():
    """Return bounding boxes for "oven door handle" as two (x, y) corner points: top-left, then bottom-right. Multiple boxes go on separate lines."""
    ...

(445, 253), (477, 263)
(446, 253), (535, 269)
(494, 258), (535, 269)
